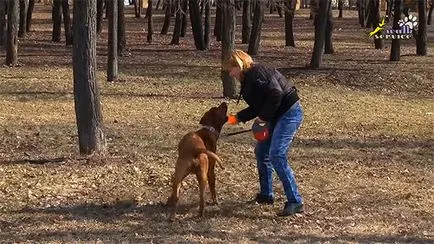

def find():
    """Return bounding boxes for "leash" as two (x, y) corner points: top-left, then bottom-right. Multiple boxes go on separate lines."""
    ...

(222, 129), (252, 137)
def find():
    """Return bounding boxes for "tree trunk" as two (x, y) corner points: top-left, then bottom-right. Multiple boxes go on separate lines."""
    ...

(180, 0), (187, 37)
(104, 0), (108, 19)
(62, 0), (72, 45)
(310, 0), (317, 21)
(276, 0), (283, 17)
(18, 0), (28, 38)
(221, 0), (237, 98)
(324, 0), (334, 54)
(242, 0), (251, 44)
(134, 0), (142, 17)
(214, 0), (222, 41)
(97, 0), (104, 35)
(6, 0), (19, 66)
(428, 1), (433, 25)
(118, 0), (126, 55)
(26, 0), (35, 32)
(269, 0), (275, 14)
(189, 0), (205, 50)
(161, 0), (171, 34)
(365, 0), (372, 27)
(156, 0), (162, 9)
(358, 0), (365, 27)
(338, 0), (343, 18)
(248, 0), (264, 55)
(390, 0), (401, 61)
(0, 0), (6, 45)
(416, 0), (427, 56)
(52, 0), (62, 42)
(284, 0), (295, 47)
(204, 0), (210, 49)
(371, 0), (383, 49)
(73, 0), (106, 155)
(309, 0), (328, 68)
(108, 0), (118, 82)
(171, 0), (182, 44)
(146, 0), (153, 42)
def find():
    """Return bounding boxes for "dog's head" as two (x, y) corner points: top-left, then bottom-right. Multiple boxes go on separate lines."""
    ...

(199, 102), (228, 132)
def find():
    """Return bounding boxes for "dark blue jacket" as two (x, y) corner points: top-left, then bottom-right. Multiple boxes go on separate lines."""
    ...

(236, 64), (299, 125)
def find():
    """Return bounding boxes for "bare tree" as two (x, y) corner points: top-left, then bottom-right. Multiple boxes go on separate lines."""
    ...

(221, 0), (237, 98)
(73, 0), (106, 155)
(6, 0), (19, 66)
(97, 0), (104, 35)
(118, 0), (126, 54)
(171, 0), (182, 44)
(284, 0), (296, 47)
(52, 0), (62, 42)
(338, 0), (343, 18)
(0, 0), (6, 46)
(428, 0), (433, 25)
(180, 0), (188, 37)
(214, 0), (222, 41)
(26, 0), (35, 32)
(134, 0), (142, 17)
(19, 0), (29, 38)
(204, 0), (211, 49)
(189, 0), (205, 50)
(108, 0), (118, 82)
(146, 0), (153, 42)
(62, 0), (72, 45)
(161, 0), (171, 34)
(390, 0), (401, 61)
(242, 0), (251, 43)
(416, 0), (427, 56)
(324, 0), (334, 54)
(309, 0), (329, 68)
(358, 0), (365, 27)
(248, 0), (264, 55)
(371, 0), (383, 49)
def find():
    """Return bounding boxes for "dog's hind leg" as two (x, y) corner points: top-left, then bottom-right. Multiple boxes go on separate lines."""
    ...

(167, 158), (190, 221)
(196, 153), (209, 217)
(207, 161), (218, 205)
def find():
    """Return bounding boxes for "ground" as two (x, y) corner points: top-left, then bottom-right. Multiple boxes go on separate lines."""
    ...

(0, 4), (433, 243)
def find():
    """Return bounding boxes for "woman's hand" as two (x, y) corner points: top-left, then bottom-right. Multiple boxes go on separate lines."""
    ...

(227, 114), (238, 125)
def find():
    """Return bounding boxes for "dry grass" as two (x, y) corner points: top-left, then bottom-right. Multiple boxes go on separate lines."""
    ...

(0, 4), (433, 243)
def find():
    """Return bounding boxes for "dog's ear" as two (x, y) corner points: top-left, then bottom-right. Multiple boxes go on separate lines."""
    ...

(200, 108), (215, 125)
(199, 111), (209, 125)
(217, 102), (228, 118)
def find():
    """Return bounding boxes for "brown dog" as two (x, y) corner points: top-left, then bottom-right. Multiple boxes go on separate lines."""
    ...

(166, 102), (228, 220)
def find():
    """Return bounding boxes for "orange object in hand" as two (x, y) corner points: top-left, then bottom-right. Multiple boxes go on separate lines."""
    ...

(227, 114), (238, 125)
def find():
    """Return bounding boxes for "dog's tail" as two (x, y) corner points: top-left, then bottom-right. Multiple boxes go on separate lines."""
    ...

(194, 149), (224, 170)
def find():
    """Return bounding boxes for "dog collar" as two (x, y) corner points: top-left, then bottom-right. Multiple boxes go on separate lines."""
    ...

(202, 125), (219, 136)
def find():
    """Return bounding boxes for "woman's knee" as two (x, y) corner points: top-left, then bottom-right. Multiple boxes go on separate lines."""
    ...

(269, 152), (287, 166)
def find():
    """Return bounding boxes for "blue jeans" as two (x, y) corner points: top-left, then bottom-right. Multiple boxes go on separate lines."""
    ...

(255, 101), (303, 204)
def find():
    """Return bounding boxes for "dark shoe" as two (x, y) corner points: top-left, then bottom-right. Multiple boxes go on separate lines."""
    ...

(251, 193), (274, 205)
(277, 202), (304, 216)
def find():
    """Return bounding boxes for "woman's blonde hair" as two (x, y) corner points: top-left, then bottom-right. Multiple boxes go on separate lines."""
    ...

(222, 49), (253, 71)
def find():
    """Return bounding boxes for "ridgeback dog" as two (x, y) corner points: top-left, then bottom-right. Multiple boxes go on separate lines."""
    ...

(166, 102), (228, 220)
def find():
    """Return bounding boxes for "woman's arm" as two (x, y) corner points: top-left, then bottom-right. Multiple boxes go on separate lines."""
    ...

(236, 106), (259, 123)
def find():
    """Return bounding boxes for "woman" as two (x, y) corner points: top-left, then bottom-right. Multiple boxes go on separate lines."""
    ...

(224, 49), (304, 216)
